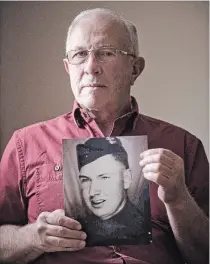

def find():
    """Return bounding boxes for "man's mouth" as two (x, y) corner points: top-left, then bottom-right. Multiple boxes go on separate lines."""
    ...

(82, 84), (106, 88)
(90, 199), (106, 208)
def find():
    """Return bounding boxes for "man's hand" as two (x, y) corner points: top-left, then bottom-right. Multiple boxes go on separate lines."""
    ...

(140, 148), (188, 205)
(32, 209), (87, 253)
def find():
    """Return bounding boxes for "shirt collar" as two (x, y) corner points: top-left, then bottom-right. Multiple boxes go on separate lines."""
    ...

(72, 96), (139, 129)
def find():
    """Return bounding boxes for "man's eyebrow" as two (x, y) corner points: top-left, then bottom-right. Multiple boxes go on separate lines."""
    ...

(69, 44), (115, 51)
(79, 175), (90, 179)
(97, 173), (110, 178)
(69, 46), (86, 51)
(99, 44), (114, 48)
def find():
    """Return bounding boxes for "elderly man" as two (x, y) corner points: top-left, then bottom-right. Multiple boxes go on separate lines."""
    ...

(75, 137), (148, 246)
(0, 7), (208, 264)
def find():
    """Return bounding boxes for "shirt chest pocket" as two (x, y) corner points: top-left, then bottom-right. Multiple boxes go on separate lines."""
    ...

(35, 161), (64, 214)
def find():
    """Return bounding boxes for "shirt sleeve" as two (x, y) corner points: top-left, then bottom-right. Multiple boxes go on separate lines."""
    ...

(184, 132), (209, 216)
(0, 131), (27, 225)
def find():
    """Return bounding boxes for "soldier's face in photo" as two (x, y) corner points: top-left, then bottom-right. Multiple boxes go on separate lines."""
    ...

(79, 154), (131, 220)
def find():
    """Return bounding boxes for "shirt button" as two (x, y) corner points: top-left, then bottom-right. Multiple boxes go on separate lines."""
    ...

(112, 252), (119, 258)
(116, 246), (121, 252)
(54, 165), (61, 171)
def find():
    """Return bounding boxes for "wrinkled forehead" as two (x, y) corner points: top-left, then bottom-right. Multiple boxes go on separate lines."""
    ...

(68, 14), (130, 50)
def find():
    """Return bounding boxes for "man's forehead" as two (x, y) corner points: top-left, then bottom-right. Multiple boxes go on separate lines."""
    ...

(68, 14), (128, 49)
(80, 154), (125, 174)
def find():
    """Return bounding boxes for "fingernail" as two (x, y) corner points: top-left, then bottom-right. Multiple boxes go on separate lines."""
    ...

(81, 232), (87, 240)
(139, 160), (144, 166)
(76, 224), (82, 230)
(79, 241), (86, 247)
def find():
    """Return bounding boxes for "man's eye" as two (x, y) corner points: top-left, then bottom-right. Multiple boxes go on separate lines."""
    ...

(101, 175), (110, 180)
(73, 51), (88, 58)
(99, 50), (115, 57)
(80, 177), (90, 183)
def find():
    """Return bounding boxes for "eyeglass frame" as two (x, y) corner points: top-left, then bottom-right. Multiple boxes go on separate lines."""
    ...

(65, 47), (136, 65)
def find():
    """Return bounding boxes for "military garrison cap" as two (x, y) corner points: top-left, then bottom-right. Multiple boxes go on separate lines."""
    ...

(76, 137), (129, 170)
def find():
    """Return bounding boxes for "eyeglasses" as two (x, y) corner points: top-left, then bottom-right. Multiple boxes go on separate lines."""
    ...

(66, 47), (135, 65)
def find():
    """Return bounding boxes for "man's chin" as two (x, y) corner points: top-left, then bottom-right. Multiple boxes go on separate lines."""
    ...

(90, 209), (116, 220)
(78, 98), (105, 112)
(94, 213), (114, 221)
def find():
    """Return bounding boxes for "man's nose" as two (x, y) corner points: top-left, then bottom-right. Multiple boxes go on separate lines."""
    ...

(89, 180), (101, 197)
(84, 52), (102, 76)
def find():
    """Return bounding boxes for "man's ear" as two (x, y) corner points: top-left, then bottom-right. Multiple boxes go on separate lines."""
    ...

(63, 58), (70, 74)
(123, 169), (132, 190)
(130, 56), (145, 86)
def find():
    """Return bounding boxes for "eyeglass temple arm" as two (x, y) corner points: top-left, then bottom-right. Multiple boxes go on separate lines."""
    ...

(118, 50), (136, 57)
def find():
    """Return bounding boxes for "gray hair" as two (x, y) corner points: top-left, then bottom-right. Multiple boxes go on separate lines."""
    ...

(65, 8), (140, 56)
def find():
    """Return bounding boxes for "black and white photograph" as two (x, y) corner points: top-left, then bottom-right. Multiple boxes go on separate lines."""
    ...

(63, 136), (152, 246)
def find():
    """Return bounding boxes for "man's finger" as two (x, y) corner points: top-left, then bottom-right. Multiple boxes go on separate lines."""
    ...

(139, 153), (174, 169)
(45, 225), (87, 240)
(142, 163), (172, 175)
(143, 172), (169, 186)
(140, 148), (178, 160)
(46, 213), (82, 230)
(62, 246), (86, 252)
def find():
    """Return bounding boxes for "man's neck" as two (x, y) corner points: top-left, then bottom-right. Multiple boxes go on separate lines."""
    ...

(88, 98), (131, 136)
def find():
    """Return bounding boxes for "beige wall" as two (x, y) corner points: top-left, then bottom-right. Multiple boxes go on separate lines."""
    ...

(0, 1), (209, 157)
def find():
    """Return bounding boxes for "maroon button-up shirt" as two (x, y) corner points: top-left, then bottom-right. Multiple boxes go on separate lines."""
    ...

(0, 97), (209, 264)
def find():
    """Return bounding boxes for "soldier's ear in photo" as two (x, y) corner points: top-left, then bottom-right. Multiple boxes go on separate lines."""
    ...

(123, 169), (132, 190)
(130, 56), (145, 86)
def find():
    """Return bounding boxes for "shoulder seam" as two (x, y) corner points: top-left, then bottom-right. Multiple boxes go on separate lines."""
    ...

(15, 131), (27, 196)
